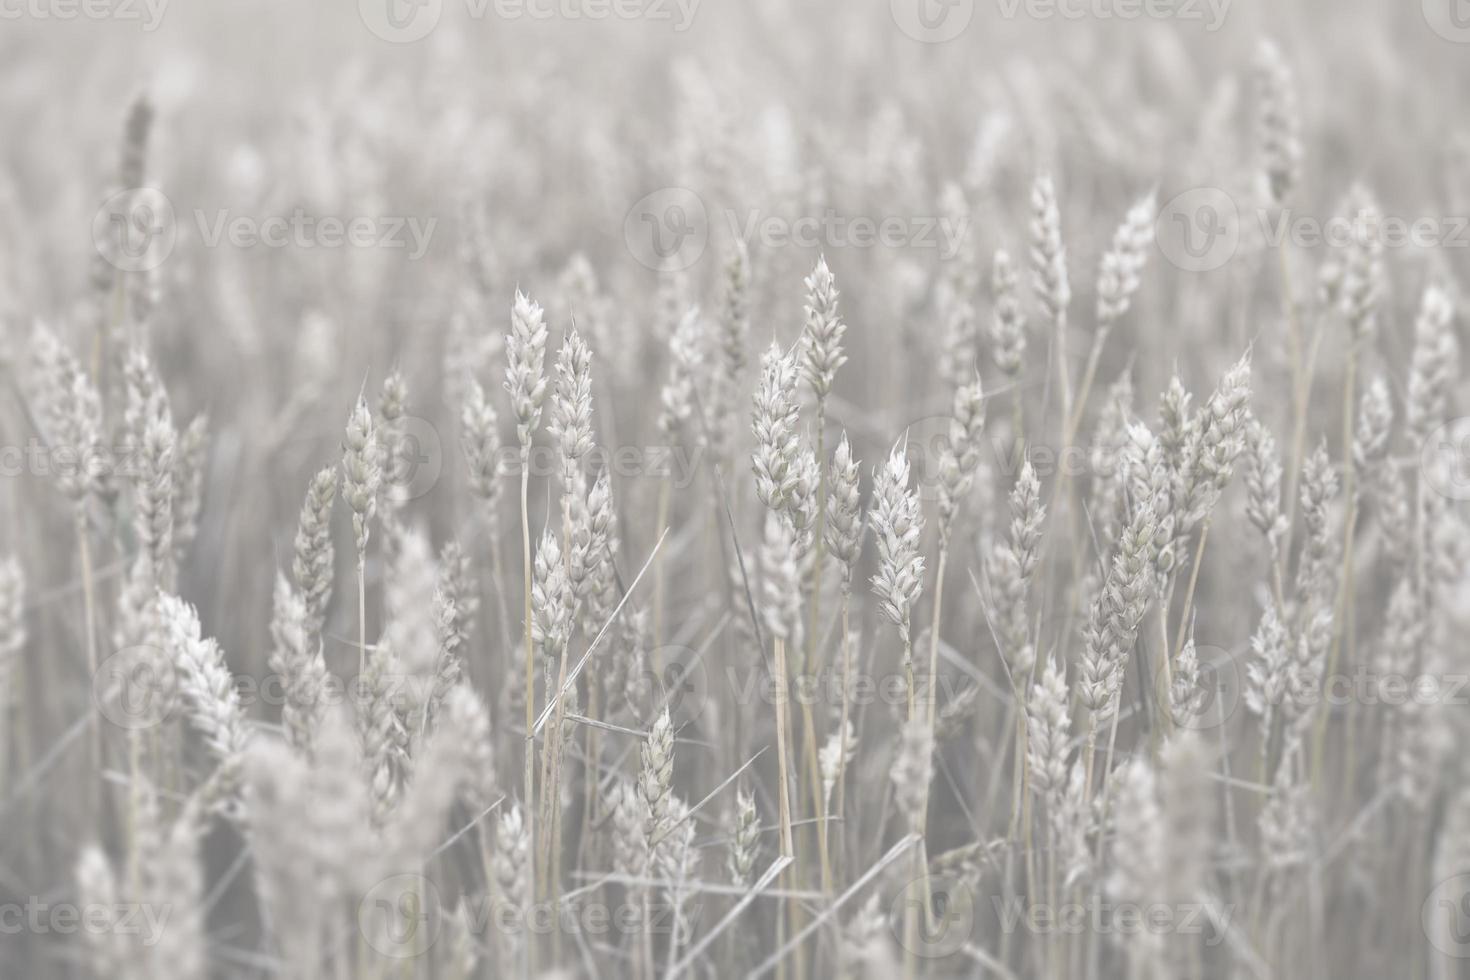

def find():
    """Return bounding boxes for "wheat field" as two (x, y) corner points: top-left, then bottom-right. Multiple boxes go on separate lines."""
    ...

(3, 1), (1470, 977)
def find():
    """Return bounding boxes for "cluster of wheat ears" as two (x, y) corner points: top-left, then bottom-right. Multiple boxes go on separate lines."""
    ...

(3, 23), (1470, 980)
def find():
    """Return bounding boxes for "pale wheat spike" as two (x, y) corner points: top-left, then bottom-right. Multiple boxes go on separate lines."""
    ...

(159, 593), (250, 761)
(988, 248), (1026, 380)
(1243, 417), (1287, 553)
(0, 557), (24, 795)
(1338, 185), (1384, 343)
(800, 255), (848, 405)
(340, 395), (381, 556)
(377, 367), (409, 502)
(1026, 656), (1072, 806)
(1255, 38), (1302, 205)
(172, 414), (208, 560)
(1105, 757), (1167, 975)
(134, 412), (176, 589)
(818, 719), (856, 810)
(267, 573), (327, 753)
(936, 374), (986, 540)
(1406, 283), (1457, 446)
(726, 787), (761, 887)
(869, 444), (925, 637)
(1095, 192), (1157, 331)
(824, 433), (864, 583)
(759, 509), (804, 651)
(639, 708), (675, 851)
(1028, 172), (1070, 334)
(530, 527), (571, 658)
(460, 377), (503, 511)
(658, 306), (704, 441)
(548, 325), (595, 488)
(751, 341), (802, 511)
(1352, 376), (1393, 476)
(890, 716), (934, 832)
(292, 467), (337, 637)
(505, 289), (550, 451)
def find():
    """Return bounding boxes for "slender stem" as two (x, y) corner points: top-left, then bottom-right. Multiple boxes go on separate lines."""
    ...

(772, 634), (799, 980)
(903, 842), (921, 980)
(1155, 604), (1173, 748)
(1314, 346), (1357, 788)
(902, 631), (916, 723)
(800, 698), (830, 897)
(356, 556), (366, 682)
(1279, 242), (1306, 542)
(800, 417), (829, 899)
(772, 636), (795, 859)
(924, 544), (949, 733)
(77, 510), (100, 802)
(1055, 309), (1073, 450)
(833, 585), (853, 885)
(652, 477), (671, 660)
(1082, 713), (1098, 803)
(520, 463), (537, 919)
(1173, 522), (1211, 662)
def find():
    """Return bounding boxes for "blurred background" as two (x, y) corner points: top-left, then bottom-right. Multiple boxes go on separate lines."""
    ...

(3, 0), (1469, 974)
